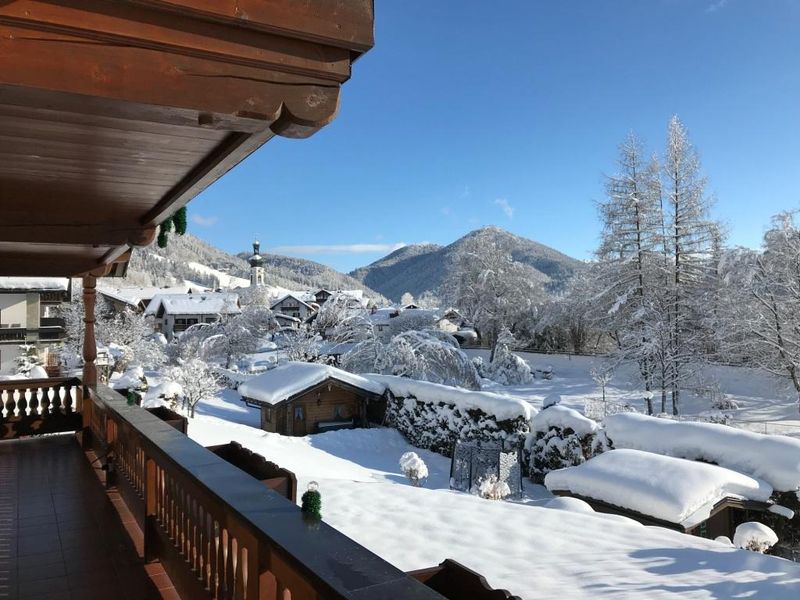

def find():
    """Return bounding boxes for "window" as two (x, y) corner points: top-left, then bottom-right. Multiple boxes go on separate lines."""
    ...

(294, 406), (304, 420)
(334, 405), (346, 420)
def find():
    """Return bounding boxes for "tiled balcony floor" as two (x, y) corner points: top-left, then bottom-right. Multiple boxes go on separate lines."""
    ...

(0, 434), (176, 600)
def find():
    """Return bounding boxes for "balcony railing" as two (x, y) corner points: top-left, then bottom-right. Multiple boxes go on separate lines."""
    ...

(0, 377), (82, 438)
(40, 316), (66, 328)
(0, 376), (445, 600)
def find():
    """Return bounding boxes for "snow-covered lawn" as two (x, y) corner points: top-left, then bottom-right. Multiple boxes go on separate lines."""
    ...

(187, 391), (800, 599)
(469, 351), (800, 437)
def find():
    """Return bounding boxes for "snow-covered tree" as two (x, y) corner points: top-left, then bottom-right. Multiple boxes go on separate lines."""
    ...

(482, 327), (533, 385)
(476, 474), (511, 500)
(100, 309), (166, 370)
(15, 344), (43, 376)
(400, 292), (415, 307)
(166, 359), (218, 418)
(342, 330), (480, 389)
(314, 293), (372, 342)
(387, 308), (436, 337)
(444, 234), (545, 357)
(280, 325), (322, 363)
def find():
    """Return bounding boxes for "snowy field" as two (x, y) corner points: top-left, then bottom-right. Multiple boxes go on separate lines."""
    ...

(467, 350), (800, 437)
(188, 386), (800, 599)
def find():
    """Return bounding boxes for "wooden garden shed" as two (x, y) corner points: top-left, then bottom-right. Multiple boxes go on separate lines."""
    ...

(239, 362), (386, 436)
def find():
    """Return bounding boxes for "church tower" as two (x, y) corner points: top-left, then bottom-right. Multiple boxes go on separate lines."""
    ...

(249, 240), (266, 287)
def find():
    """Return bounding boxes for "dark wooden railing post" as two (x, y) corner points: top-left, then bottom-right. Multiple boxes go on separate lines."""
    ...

(82, 274), (98, 387)
(80, 274), (98, 448)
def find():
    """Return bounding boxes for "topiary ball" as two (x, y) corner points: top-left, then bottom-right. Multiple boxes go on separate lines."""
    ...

(301, 482), (322, 520)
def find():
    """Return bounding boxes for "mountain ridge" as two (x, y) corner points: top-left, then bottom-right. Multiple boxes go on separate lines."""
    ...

(350, 226), (584, 302)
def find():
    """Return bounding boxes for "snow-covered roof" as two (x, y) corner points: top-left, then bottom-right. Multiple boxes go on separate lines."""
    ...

(99, 282), (207, 307)
(366, 374), (534, 421)
(145, 292), (240, 316)
(369, 307), (398, 324)
(0, 277), (69, 291)
(238, 362), (386, 406)
(270, 293), (315, 311)
(532, 405), (600, 437)
(606, 413), (800, 492)
(545, 449), (773, 529)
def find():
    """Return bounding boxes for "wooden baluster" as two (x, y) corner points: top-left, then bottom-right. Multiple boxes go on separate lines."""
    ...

(34, 387), (43, 416)
(23, 388), (32, 416)
(1, 389), (7, 419)
(12, 388), (20, 417)
(231, 537), (240, 599)
(45, 387), (54, 415)
(82, 274), (98, 388)
(213, 520), (222, 599)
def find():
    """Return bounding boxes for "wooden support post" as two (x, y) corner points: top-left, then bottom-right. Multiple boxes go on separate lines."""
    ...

(82, 274), (98, 388)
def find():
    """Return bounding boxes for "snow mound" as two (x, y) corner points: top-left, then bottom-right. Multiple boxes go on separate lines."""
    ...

(733, 522), (778, 552)
(542, 393), (562, 409)
(239, 362), (385, 406)
(545, 449), (773, 528)
(368, 374), (534, 421)
(110, 365), (146, 390)
(606, 413), (800, 492)
(532, 405), (599, 436)
(27, 365), (48, 379)
(545, 496), (595, 513)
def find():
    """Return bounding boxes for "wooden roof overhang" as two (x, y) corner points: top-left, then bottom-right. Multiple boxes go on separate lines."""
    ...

(0, 0), (374, 277)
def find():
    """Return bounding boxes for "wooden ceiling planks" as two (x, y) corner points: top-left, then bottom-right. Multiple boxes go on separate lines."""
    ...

(0, 0), (374, 277)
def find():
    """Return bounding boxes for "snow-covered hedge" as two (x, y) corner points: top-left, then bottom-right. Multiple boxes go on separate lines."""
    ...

(375, 375), (533, 456)
(734, 522), (779, 553)
(605, 413), (800, 492)
(527, 403), (606, 483)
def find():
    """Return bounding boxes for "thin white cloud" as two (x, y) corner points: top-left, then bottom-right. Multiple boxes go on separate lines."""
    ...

(441, 206), (452, 216)
(494, 198), (514, 219)
(706, 0), (728, 13)
(270, 242), (407, 255)
(190, 214), (219, 227)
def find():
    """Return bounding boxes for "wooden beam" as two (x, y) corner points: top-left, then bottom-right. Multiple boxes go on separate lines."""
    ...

(128, 0), (375, 53)
(0, 224), (156, 247)
(0, 25), (341, 137)
(0, 0), (355, 82)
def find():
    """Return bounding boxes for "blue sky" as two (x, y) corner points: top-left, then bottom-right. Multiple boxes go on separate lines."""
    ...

(188, 0), (800, 273)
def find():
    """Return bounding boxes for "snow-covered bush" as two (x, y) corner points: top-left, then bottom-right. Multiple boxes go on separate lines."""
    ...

(527, 404), (606, 483)
(399, 451), (428, 487)
(712, 394), (740, 411)
(380, 376), (532, 457)
(733, 522), (778, 553)
(476, 474), (511, 500)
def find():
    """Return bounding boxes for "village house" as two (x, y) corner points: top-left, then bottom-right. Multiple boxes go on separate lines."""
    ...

(270, 293), (317, 322)
(0, 277), (70, 374)
(239, 362), (386, 436)
(145, 292), (241, 339)
(97, 282), (207, 314)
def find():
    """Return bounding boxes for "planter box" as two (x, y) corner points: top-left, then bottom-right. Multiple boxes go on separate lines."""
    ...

(206, 441), (297, 502)
(146, 406), (187, 434)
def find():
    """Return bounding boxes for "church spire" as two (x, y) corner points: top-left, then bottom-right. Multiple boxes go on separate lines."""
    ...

(249, 239), (266, 286)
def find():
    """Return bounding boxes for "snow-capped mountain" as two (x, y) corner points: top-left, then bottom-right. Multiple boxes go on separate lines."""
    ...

(350, 226), (585, 302)
(125, 234), (388, 302)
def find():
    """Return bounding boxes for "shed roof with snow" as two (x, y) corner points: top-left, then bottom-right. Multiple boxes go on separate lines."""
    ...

(239, 362), (386, 407)
(605, 413), (800, 492)
(0, 277), (70, 292)
(545, 449), (774, 530)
